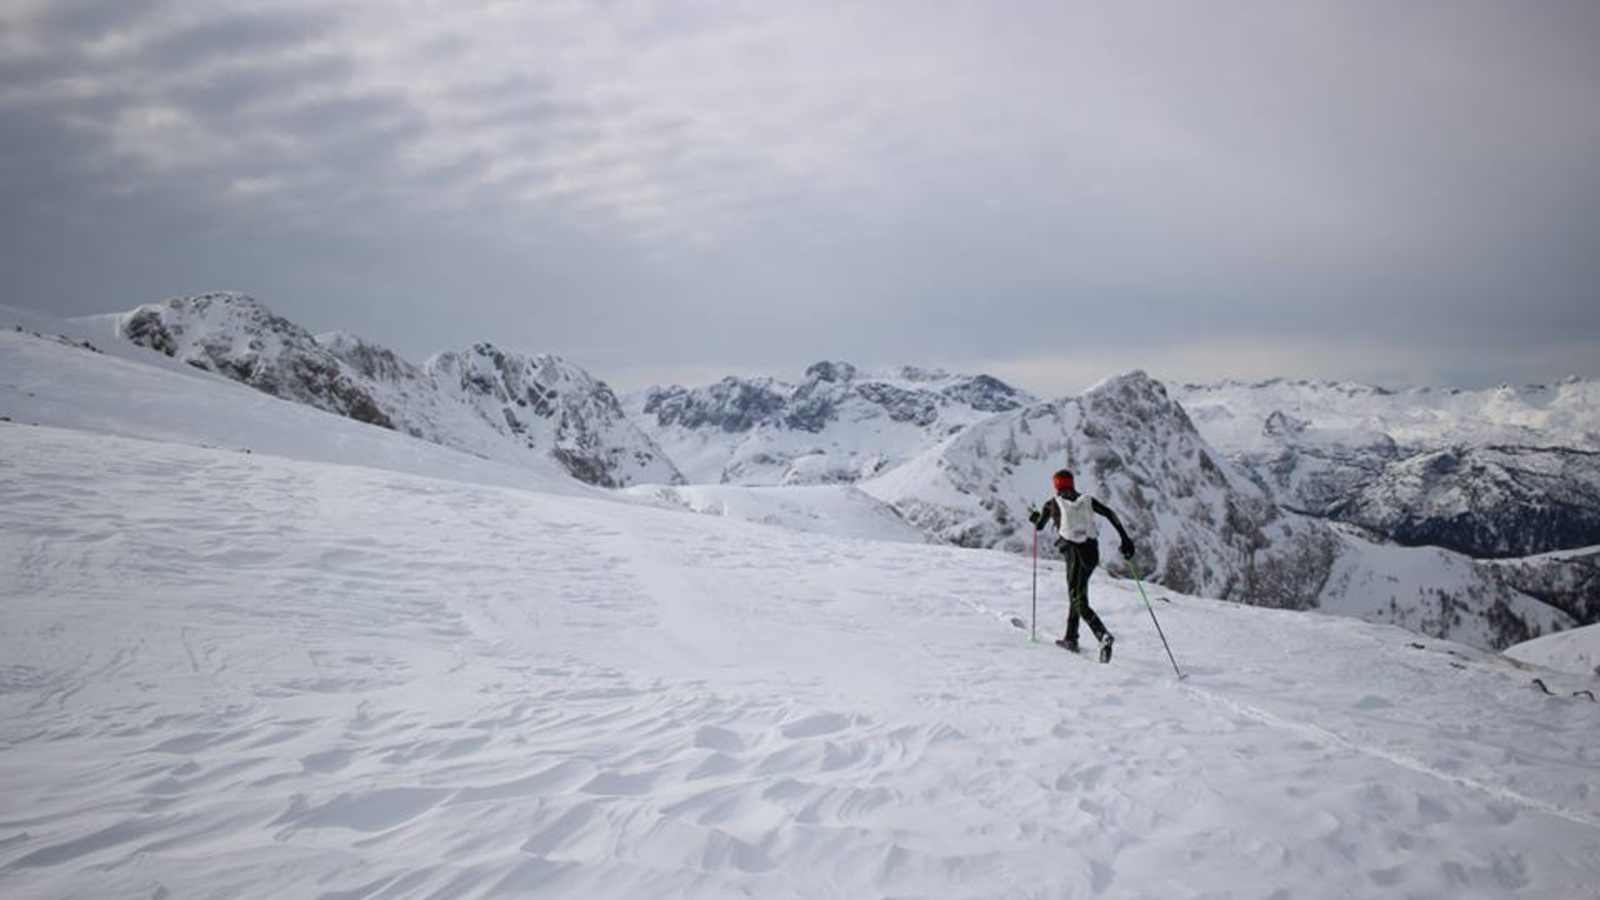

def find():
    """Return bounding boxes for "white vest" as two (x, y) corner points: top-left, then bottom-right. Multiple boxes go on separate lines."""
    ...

(1056, 493), (1097, 542)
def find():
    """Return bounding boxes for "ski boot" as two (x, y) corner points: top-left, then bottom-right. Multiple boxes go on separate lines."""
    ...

(1055, 636), (1080, 653)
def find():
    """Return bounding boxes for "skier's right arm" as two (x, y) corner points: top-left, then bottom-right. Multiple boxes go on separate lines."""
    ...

(1027, 498), (1055, 532)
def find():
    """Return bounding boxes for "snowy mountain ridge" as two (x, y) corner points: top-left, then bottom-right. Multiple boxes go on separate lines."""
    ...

(860, 370), (1574, 649)
(77, 292), (681, 488)
(1173, 378), (1600, 560)
(1176, 375), (1600, 453)
(626, 361), (1034, 485)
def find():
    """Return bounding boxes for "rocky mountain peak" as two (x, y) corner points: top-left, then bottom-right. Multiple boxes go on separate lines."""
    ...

(317, 331), (422, 383)
(105, 293), (678, 488)
(804, 360), (857, 383)
(627, 364), (1036, 485)
(118, 292), (394, 430)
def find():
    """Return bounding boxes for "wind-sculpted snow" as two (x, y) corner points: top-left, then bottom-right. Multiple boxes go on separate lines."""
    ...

(4, 423), (1600, 898)
(629, 361), (1033, 485)
(863, 371), (1569, 649)
(81, 293), (679, 488)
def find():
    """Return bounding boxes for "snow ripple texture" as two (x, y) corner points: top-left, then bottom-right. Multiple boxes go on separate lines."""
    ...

(4, 423), (1600, 899)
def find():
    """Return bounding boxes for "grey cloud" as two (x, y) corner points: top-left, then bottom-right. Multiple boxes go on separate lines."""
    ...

(267, 91), (419, 142)
(138, 8), (340, 68)
(3, 0), (1597, 392)
(171, 54), (356, 120)
(26, 0), (172, 40)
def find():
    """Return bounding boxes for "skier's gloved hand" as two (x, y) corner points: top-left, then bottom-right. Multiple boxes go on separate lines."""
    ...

(1119, 537), (1136, 558)
(1026, 504), (1042, 528)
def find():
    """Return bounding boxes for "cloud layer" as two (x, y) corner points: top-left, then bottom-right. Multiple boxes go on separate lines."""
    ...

(4, 0), (1597, 393)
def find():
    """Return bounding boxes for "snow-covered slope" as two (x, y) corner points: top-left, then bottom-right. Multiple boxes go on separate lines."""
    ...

(1173, 377), (1600, 560)
(1318, 525), (1574, 650)
(620, 483), (928, 543)
(1505, 624), (1600, 679)
(863, 371), (1571, 648)
(74, 293), (680, 488)
(0, 314), (583, 495)
(626, 361), (1033, 485)
(5, 416), (1600, 897)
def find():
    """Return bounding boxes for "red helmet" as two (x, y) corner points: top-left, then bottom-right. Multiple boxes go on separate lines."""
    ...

(1052, 470), (1074, 493)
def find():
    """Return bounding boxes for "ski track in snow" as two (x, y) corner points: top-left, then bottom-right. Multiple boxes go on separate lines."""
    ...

(3, 423), (1600, 899)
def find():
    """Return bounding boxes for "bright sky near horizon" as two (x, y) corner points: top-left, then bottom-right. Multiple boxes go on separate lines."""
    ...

(3, 0), (1597, 395)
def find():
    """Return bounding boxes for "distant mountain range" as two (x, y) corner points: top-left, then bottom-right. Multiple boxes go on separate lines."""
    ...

(624, 362), (1032, 485)
(57, 292), (1600, 648)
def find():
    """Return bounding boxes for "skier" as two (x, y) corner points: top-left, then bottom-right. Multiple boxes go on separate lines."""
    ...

(1028, 469), (1137, 661)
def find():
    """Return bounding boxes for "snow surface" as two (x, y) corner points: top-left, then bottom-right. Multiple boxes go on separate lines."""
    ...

(1505, 625), (1600, 679)
(4, 338), (1600, 897)
(620, 483), (928, 544)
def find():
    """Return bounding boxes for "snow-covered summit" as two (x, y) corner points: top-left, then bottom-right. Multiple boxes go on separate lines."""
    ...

(628, 360), (1034, 484)
(425, 342), (682, 487)
(82, 292), (680, 487)
(102, 291), (396, 428)
(868, 369), (1299, 589)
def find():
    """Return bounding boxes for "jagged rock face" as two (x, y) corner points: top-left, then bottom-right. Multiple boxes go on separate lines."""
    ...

(628, 362), (1033, 485)
(862, 370), (1342, 609)
(318, 331), (423, 384)
(642, 378), (788, 433)
(119, 293), (395, 429)
(1336, 446), (1600, 559)
(425, 344), (681, 489)
(111, 293), (680, 488)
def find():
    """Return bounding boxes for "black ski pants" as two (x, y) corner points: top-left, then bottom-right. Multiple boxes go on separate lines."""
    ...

(1061, 538), (1108, 642)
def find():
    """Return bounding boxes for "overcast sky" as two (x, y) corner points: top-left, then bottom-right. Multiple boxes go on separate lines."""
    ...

(3, 0), (1596, 395)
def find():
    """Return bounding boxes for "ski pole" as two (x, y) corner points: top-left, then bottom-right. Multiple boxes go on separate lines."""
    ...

(1031, 529), (1038, 642)
(1128, 559), (1183, 679)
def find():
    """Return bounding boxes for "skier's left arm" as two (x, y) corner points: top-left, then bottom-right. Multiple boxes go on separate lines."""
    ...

(1092, 499), (1137, 558)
